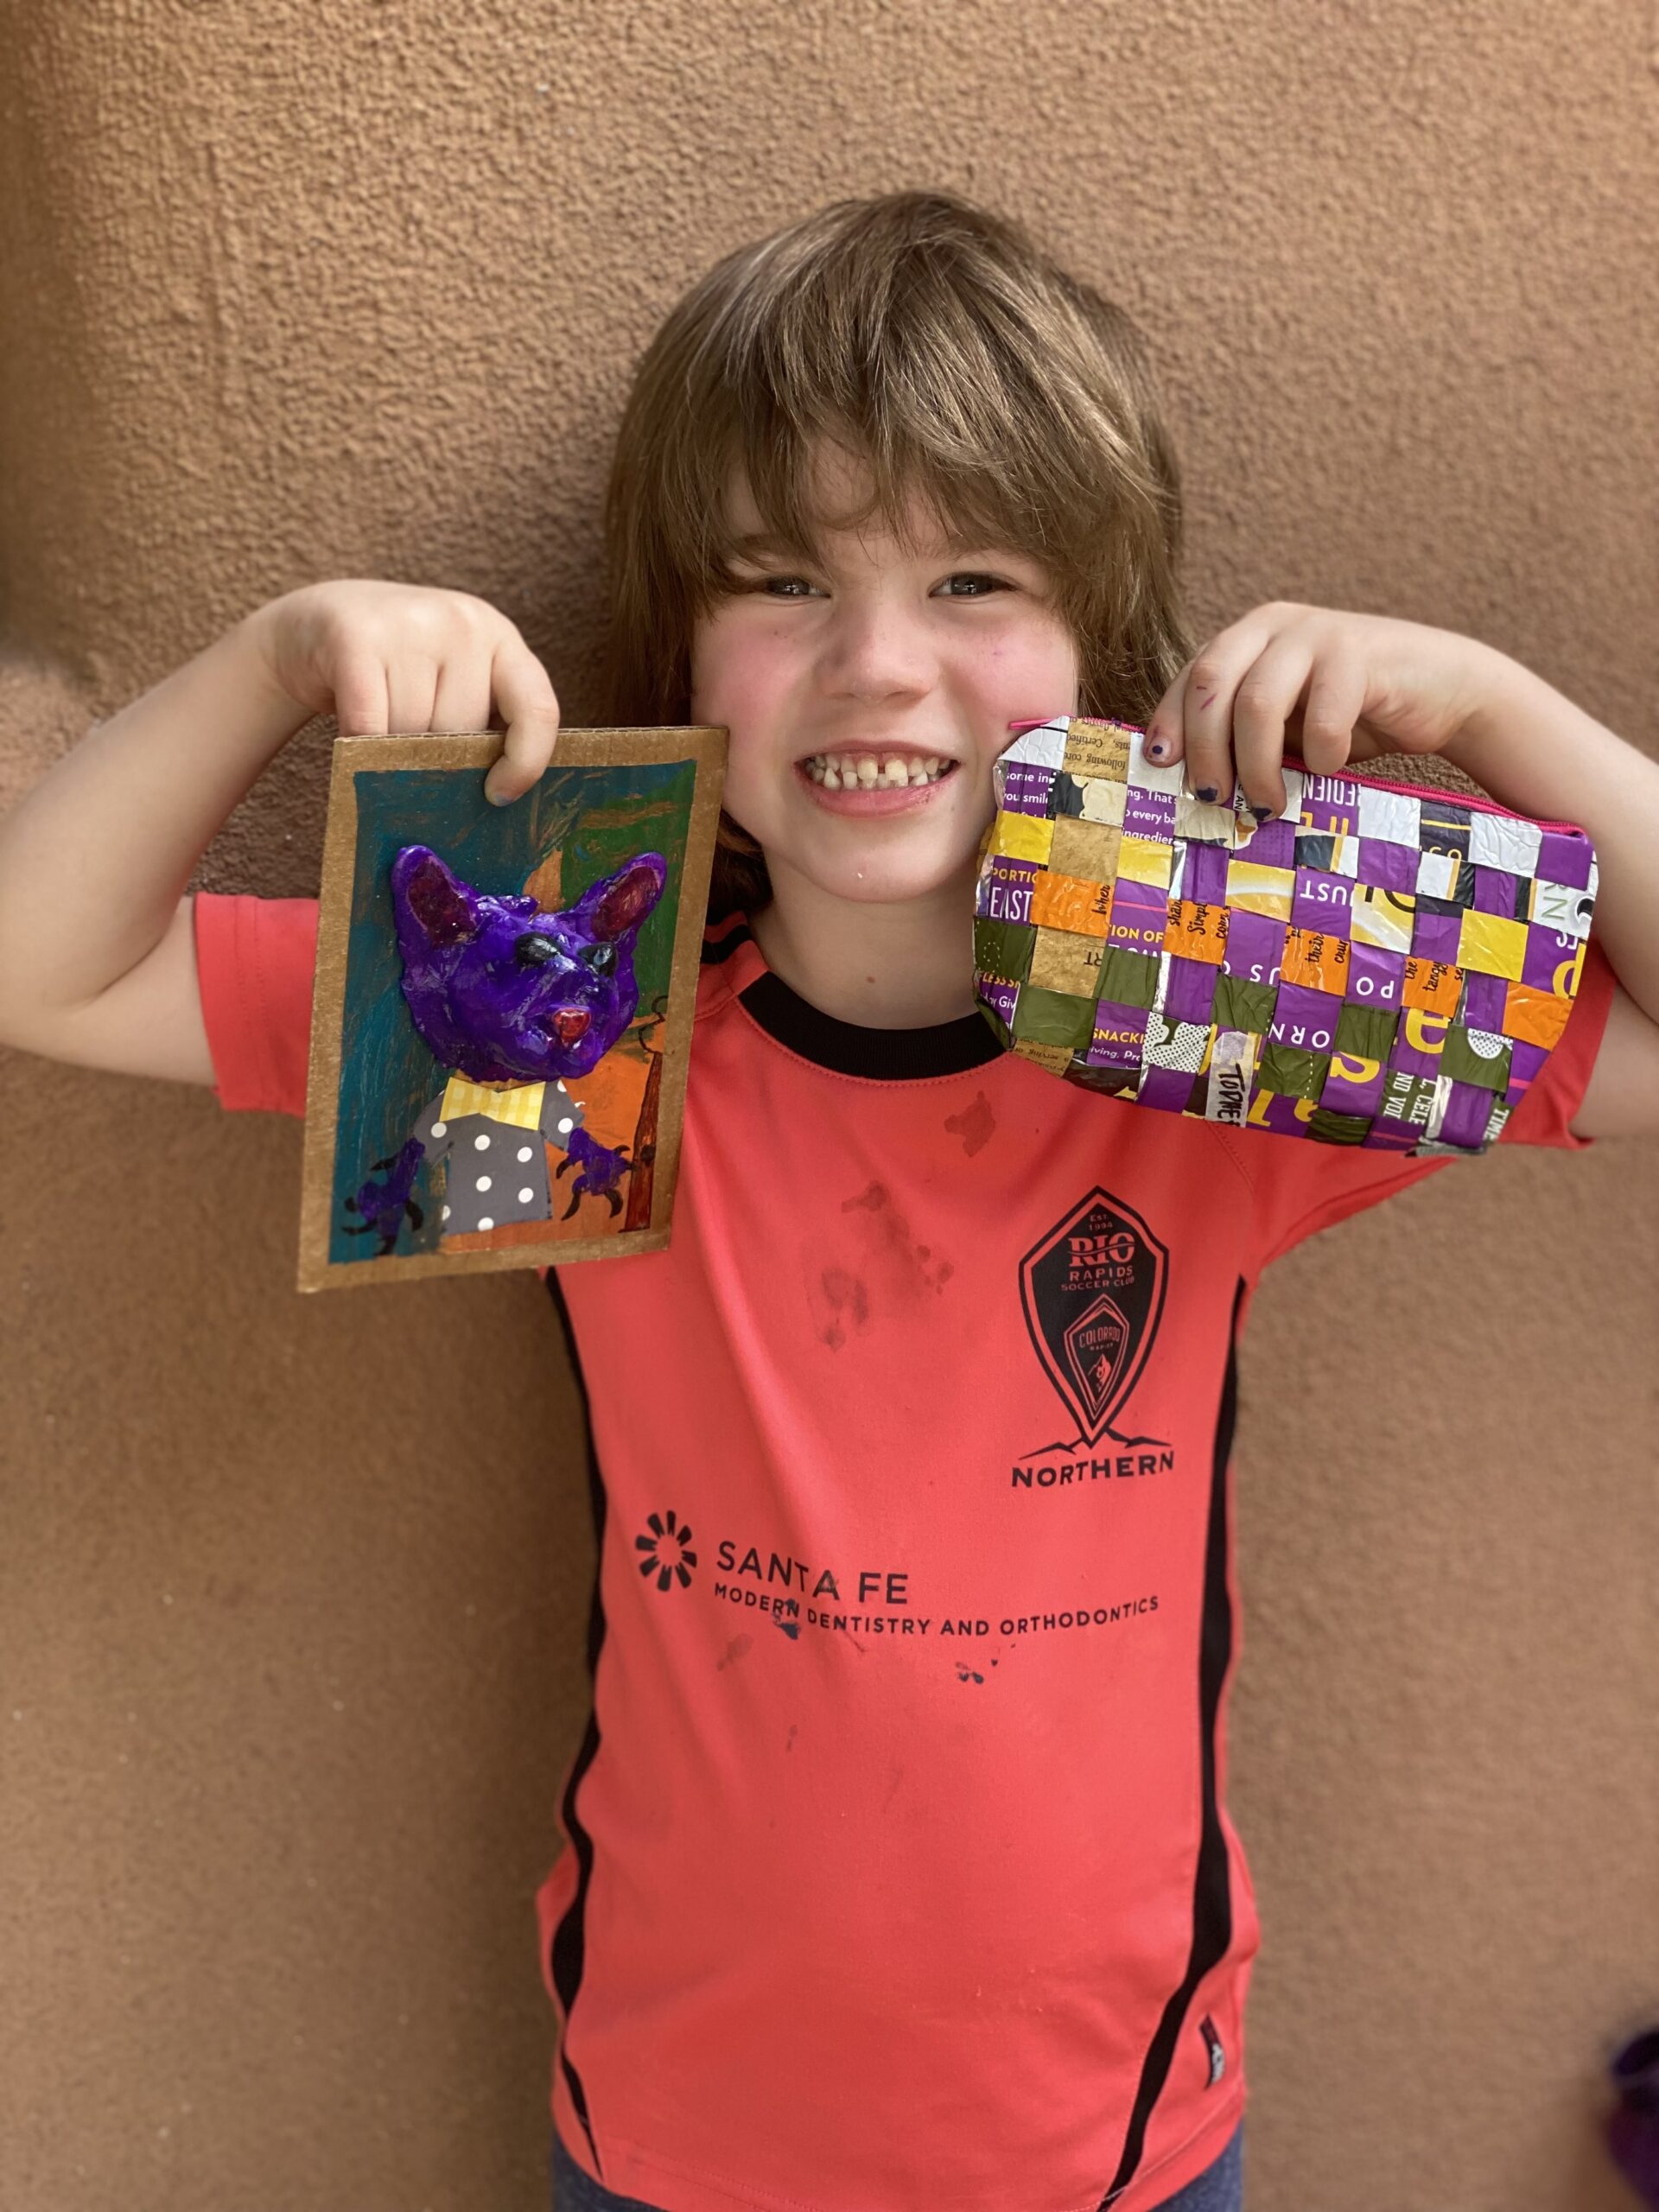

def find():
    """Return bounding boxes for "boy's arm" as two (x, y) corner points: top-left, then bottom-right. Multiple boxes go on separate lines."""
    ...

(0, 582), (562, 1089)
(0, 616), (308, 1084)
(1440, 648), (1659, 1139)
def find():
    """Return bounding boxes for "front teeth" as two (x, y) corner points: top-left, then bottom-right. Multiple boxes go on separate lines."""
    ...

(805, 753), (950, 789)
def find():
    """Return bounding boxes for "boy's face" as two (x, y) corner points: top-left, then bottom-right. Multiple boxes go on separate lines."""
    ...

(690, 443), (1080, 909)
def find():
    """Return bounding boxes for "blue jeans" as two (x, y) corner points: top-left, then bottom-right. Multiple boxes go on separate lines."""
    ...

(551, 2120), (1244, 2211)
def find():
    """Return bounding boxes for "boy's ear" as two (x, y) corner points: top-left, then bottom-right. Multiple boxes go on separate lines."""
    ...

(588, 854), (667, 941)
(391, 846), (482, 946)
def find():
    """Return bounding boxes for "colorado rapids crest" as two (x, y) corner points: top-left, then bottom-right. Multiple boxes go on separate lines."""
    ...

(1019, 1187), (1169, 1450)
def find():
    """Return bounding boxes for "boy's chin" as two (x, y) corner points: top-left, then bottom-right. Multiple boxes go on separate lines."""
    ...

(795, 846), (980, 909)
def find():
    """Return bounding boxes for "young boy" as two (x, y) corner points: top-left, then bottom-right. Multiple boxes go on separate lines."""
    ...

(1, 192), (1655, 2212)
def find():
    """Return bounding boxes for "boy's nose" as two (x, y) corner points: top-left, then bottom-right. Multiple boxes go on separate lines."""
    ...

(818, 604), (933, 702)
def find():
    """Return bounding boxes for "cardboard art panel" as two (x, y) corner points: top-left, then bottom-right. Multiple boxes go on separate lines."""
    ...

(297, 727), (725, 1292)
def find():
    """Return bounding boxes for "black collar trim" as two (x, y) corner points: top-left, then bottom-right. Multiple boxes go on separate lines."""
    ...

(700, 917), (753, 967)
(737, 970), (1003, 1080)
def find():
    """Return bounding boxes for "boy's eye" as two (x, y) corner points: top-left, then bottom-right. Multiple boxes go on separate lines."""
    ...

(758, 575), (822, 598)
(935, 572), (1010, 597)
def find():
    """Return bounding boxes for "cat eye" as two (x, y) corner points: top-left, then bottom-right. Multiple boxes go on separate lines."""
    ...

(514, 932), (559, 968)
(582, 942), (617, 976)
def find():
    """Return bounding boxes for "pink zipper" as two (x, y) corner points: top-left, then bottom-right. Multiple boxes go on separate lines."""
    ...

(1004, 719), (1586, 837)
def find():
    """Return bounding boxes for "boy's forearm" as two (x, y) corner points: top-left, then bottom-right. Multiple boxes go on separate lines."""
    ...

(1443, 645), (1659, 1027)
(0, 607), (307, 1022)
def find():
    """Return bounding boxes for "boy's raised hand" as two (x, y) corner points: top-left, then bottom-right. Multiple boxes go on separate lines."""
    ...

(253, 579), (560, 806)
(1143, 602), (1502, 815)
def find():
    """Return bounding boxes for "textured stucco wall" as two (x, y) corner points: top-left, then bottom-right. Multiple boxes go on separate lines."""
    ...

(2, 4), (1655, 2209)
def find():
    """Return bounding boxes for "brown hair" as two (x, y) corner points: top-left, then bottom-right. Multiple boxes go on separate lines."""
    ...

(600, 188), (1194, 918)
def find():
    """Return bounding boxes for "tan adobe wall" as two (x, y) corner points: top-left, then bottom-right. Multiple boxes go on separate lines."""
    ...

(1, 6), (1655, 2207)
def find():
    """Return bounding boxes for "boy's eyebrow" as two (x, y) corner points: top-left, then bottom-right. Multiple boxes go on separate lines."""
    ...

(727, 526), (1030, 563)
(725, 531), (814, 561)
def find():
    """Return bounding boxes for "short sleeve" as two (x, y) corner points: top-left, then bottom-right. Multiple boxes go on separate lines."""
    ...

(1242, 927), (1618, 1274)
(192, 892), (320, 1118)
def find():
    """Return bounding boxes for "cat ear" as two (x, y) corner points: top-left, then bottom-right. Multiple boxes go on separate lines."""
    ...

(391, 846), (482, 947)
(588, 854), (666, 941)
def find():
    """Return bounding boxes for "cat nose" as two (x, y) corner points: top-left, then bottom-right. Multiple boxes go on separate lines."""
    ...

(550, 1008), (591, 1046)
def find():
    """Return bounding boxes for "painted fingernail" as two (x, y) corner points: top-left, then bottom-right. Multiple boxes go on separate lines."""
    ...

(1147, 740), (1167, 759)
(1251, 803), (1274, 822)
(1196, 784), (1218, 803)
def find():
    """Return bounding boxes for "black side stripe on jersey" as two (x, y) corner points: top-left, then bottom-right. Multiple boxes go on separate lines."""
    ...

(1097, 1273), (1243, 2210)
(543, 1271), (609, 2181)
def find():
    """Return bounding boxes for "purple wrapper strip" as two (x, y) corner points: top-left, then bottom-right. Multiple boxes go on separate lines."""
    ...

(1123, 788), (1177, 839)
(1536, 828), (1594, 892)
(1000, 761), (1058, 817)
(1294, 870), (1354, 934)
(1138, 1065), (1195, 1111)
(1299, 773), (1364, 833)
(1183, 841), (1230, 906)
(1256, 1092), (1311, 1136)
(1509, 1037), (1549, 1086)
(1354, 837), (1419, 893)
(1346, 943), (1406, 1007)
(1164, 956), (1220, 1024)
(1439, 1081), (1492, 1149)
(978, 976), (1020, 1030)
(1270, 982), (1340, 1051)
(1322, 1060), (1389, 1116)
(1471, 864), (1524, 918)
(1522, 925), (1581, 992)
(1222, 907), (1287, 982)
(1393, 1031), (1449, 1081)
(980, 855), (1039, 926)
(1460, 969), (1509, 1030)
(1236, 815), (1295, 868)
(1411, 908), (1463, 965)
(1089, 1002), (1149, 1067)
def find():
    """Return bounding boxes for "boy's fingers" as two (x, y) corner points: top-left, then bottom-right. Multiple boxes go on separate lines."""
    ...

(333, 655), (391, 737)
(485, 639), (562, 805)
(1298, 661), (1367, 773)
(429, 655), (494, 737)
(1227, 637), (1313, 817)
(1179, 644), (1257, 807)
(1143, 664), (1192, 766)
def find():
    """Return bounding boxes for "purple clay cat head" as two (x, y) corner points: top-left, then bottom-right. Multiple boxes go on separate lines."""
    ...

(389, 845), (666, 1084)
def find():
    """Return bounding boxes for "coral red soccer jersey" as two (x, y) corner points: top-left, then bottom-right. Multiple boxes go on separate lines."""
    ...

(194, 893), (1614, 2212)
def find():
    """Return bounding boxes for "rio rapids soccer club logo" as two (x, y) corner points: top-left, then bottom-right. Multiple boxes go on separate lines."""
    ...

(1019, 1188), (1170, 1452)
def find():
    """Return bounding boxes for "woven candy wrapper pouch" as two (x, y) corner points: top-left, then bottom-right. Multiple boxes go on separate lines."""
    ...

(973, 715), (1599, 1154)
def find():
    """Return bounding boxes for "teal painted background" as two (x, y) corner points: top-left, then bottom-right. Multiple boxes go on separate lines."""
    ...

(331, 758), (696, 1265)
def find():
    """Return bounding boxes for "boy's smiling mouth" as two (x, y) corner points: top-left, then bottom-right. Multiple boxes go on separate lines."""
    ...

(796, 748), (959, 800)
